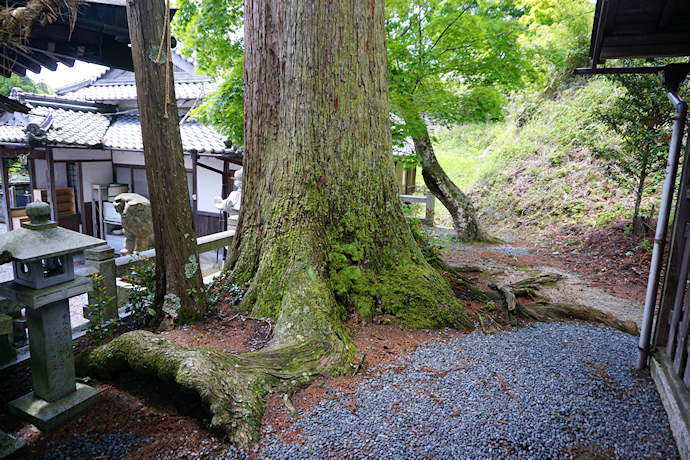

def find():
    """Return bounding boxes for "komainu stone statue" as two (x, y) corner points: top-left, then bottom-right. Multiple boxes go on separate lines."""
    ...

(213, 168), (243, 230)
(113, 193), (155, 256)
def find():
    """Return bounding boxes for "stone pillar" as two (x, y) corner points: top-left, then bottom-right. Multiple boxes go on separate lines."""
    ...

(3, 278), (101, 432)
(84, 245), (118, 320)
(25, 300), (75, 402)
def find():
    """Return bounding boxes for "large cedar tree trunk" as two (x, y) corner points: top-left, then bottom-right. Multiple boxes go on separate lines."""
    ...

(225, 0), (472, 332)
(78, 0), (471, 448)
(126, 0), (207, 323)
(412, 130), (494, 242)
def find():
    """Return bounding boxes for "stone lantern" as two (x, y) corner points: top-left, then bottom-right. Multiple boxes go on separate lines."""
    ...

(0, 201), (106, 432)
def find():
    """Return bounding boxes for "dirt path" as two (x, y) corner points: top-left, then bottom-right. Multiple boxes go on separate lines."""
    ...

(435, 226), (646, 328)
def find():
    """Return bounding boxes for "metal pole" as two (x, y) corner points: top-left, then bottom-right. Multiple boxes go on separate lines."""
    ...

(637, 87), (688, 369)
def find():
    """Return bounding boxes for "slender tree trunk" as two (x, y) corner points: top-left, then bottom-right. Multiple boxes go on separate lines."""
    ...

(126, 0), (207, 323)
(412, 128), (494, 242)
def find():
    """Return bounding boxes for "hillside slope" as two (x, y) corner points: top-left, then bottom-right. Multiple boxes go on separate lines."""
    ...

(426, 77), (664, 237)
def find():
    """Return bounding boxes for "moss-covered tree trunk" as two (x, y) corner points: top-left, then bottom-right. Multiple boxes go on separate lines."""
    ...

(79, 0), (472, 448)
(412, 129), (494, 242)
(225, 0), (472, 332)
(126, 0), (207, 323)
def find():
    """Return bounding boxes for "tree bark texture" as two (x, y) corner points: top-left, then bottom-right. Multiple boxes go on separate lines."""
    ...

(76, 330), (325, 449)
(225, 0), (472, 335)
(126, 0), (207, 322)
(412, 130), (494, 242)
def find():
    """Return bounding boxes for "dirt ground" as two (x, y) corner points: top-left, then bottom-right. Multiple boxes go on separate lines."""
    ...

(0, 222), (653, 459)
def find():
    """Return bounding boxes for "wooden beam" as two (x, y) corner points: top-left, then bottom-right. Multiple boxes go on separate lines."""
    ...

(9, 46), (59, 72)
(75, 162), (84, 232)
(28, 158), (36, 196)
(660, 0), (678, 29)
(600, 44), (690, 60)
(192, 151), (198, 219)
(591, 0), (613, 64)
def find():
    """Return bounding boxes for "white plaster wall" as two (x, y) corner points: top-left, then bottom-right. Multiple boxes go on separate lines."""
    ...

(30, 160), (67, 189)
(54, 163), (68, 188)
(197, 165), (223, 213)
(81, 162), (114, 203)
(33, 159), (47, 189)
(195, 158), (242, 213)
(53, 148), (112, 161)
(112, 150), (145, 166)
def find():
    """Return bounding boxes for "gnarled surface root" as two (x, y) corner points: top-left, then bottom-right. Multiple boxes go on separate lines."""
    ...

(516, 303), (639, 335)
(76, 330), (335, 449)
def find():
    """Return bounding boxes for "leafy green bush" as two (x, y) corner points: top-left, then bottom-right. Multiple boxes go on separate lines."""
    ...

(122, 257), (156, 327)
(85, 274), (118, 346)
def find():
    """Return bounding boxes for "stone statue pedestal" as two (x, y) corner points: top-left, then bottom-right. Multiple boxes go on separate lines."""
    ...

(228, 214), (239, 230)
(8, 383), (99, 433)
(0, 278), (100, 432)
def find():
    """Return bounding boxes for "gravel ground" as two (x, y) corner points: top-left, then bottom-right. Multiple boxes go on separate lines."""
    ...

(14, 322), (678, 459)
(254, 322), (677, 459)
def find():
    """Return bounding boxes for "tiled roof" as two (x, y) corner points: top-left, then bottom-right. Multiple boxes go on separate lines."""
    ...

(104, 114), (232, 153)
(64, 81), (215, 102)
(38, 108), (110, 146)
(0, 107), (110, 146)
(0, 125), (27, 143)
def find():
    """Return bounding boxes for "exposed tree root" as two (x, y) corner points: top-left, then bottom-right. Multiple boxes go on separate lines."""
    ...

(515, 303), (639, 335)
(76, 330), (338, 449)
(489, 274), (639, 335)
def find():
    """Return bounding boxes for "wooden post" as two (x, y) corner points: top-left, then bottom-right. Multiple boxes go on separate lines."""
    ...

(46, 147), (58, 222)
(0, 153), (12, 230)
(425, 191), (435, 225)
(28, 156), (36, 197)
(191, 150), (198, 224)
(125, 0), (207, 319)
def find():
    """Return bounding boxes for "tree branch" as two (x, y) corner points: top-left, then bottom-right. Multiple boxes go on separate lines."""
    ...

(429, 5), (471, 54)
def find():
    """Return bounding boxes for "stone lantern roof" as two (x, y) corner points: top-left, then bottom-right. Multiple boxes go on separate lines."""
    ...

(0, 201), (105, 262)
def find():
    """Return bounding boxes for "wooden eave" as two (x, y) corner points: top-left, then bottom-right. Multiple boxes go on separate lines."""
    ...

(590, 0), (690, 66)
(0, 0), (176, 78)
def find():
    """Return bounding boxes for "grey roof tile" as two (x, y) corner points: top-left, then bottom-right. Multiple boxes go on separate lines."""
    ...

(104, 114), (231, 153)
(43, 108), (110, 146)
(0, 107), (110, 146)
(0, 125), (27, 143)
(65, 81), (215, 102)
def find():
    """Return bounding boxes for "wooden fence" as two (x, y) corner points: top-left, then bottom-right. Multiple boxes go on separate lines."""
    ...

(401, 191), (435, 226)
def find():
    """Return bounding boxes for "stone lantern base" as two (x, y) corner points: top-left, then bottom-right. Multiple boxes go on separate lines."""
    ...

(8, 383), (100, 433)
